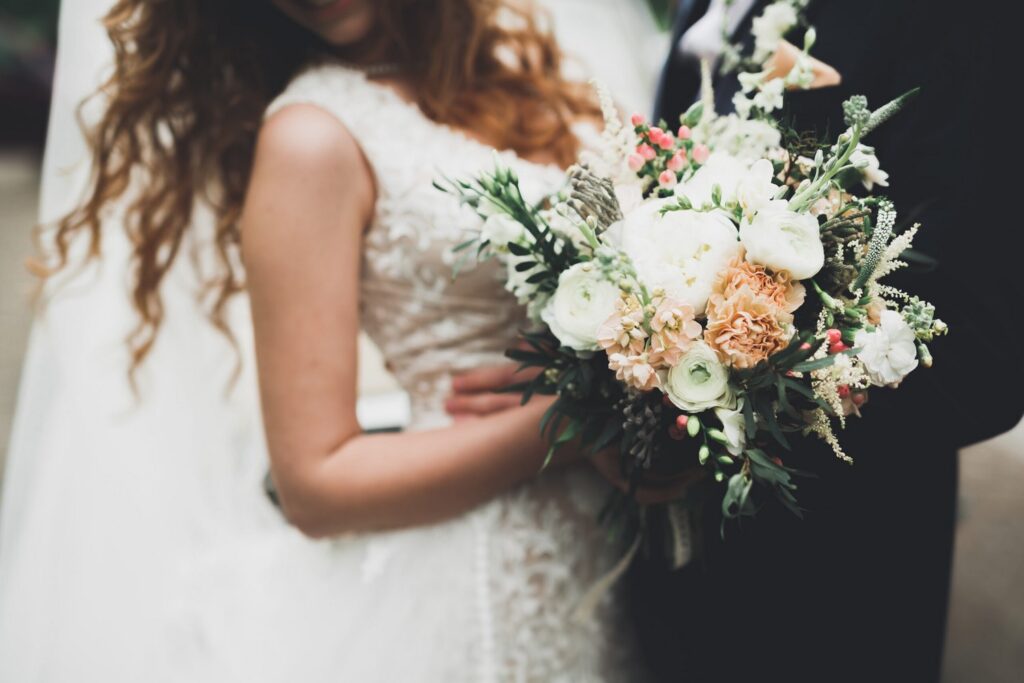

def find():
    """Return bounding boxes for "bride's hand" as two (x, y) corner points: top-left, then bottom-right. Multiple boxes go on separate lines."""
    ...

(590, 447), (706, 505)
(445, 362), (541, 418)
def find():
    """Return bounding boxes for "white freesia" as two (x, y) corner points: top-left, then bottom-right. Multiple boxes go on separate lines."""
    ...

(665, 342), (735, 412)
(541, 208), (589, 249)
(752, 77), (785, 112)
(735, 158), (779, 215)
(704, 115), (783, 160)
(620, 199), (741, 313)
(715, 401), (747, 456)
(675, 153), (749, 208)
(740, 204), (824, 280)
(854, 309), (919, 386)
(849, 144), (889, 190)
(541, 261), (620, 351)
(481, 212), (527, 251)
(752, 2), (798, 61)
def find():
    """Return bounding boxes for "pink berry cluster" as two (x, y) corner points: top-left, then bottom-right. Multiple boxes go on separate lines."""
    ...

(627, 113), (710, 194)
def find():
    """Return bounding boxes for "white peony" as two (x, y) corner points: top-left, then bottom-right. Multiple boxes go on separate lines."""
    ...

(620, 199), (741, 314)
(675, 153), (748, 208)
(734, 158), (780, 215)
(849, 145), (889, 191)
(854, 309), (919, 386)
(481, 212), (527, 252)
(715, 401), (747, 456)
(665, 342), (735, 412)
(740, 204), (824, 280)
(541, 261), (621, 351)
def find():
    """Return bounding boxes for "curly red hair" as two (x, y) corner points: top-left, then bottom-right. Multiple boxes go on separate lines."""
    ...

(40, 0), (598, 373)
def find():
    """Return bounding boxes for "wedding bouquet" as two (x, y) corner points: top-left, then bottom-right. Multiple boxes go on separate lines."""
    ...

(438, 4), (945, 532)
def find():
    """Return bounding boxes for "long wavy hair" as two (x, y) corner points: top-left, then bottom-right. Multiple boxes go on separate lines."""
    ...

(40, 0), (598, 373)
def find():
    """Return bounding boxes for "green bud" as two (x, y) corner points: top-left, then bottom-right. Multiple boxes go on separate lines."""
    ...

(711, 184), (723, 206)
(716, 454), (735, 466)
(706, 428), (728, 444)
(676, 195), (693, 211)
(686, 416), (701, 438)
(714, 470), (725, 483)
(803, 27), (817, 51)
(698, 445), (710, 465)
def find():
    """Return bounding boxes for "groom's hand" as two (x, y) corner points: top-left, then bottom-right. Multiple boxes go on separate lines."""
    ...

(445, 362), (541, 418)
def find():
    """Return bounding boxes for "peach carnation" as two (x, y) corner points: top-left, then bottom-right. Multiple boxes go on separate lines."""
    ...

(704, 285), (791, 369)
(708, 254), (805, 324)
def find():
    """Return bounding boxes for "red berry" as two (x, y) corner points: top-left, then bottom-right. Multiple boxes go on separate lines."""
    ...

(852, 393), (867, 406)
(668, 425), (685, 440)
(675, 415), (689, 430)
(838, 385), (851, 398)
(830, 342), (848, 354)
(799, 342), (812, 350)
(826, 329), (842, 344)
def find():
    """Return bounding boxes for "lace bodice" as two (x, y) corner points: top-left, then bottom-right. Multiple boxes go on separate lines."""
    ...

(268, 63), (567, 428)
(263, 64), (646, 682)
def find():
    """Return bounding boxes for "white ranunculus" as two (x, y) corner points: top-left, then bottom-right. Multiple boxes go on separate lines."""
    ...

(854, 309), (919, 386)
(752, 2), (799, 61)
(715, 401), (747, 456)
(735, 158), (779, 215)
(665, 342), (735, 412)
(675, 153), (748, 208)
(620, 199), (741, 314)
(481, 213), (527, 252)
(740, 205), (824, 280)
(541, 261), (620, 351)
(849, 145), (889, 191)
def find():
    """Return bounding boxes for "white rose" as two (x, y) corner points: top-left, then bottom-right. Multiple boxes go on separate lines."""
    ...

(665, 342), (735, 412)
(849, 145), (889, 191)
(740, 205), (824, 280)
(481, 213), (527, 252)
(714, 401), (747, 456)
(735, 158), (779, 215)
(854, 309), (919, 386)
(621, 199), (741, 314)
(676, 153), (748, 208)
(541, 261), (620, 351)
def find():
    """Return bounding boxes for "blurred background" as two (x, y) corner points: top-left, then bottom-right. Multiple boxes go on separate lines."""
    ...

(0, 2), (1020, 680)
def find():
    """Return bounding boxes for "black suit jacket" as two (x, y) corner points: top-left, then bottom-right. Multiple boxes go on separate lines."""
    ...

(633, 2), (1023, 681)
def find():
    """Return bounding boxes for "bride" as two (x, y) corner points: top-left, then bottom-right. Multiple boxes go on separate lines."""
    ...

(0, 0), (660, 681)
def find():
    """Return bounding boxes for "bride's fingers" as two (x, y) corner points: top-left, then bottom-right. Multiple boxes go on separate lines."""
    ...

(444, 392), (523, 416)
(589, 447), (704, 504)
(450, 363), (540, 394)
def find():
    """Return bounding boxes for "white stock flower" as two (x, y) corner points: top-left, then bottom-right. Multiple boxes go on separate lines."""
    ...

(849, 145), (889, 190)
(715, 401), (747, 456)
(752, 78), (785, 112)
(854, 309), (919, 386)
(735, 159), (779, 215)
(752, 2), (798, 61)
(740, 204), (824, 280)
(541, 261), (620, 351)
(665, 342), (735, 412)
(675, 153), (749, 208)
(620, 199), (741, 314)
(481, 213), (527, 252)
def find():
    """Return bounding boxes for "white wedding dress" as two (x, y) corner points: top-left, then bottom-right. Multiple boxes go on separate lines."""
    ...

(158, 63), (646, 682)
(0, 2), (663, 682)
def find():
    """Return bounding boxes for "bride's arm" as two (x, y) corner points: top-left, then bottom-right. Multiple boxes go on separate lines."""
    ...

(242, 105), (563, 538)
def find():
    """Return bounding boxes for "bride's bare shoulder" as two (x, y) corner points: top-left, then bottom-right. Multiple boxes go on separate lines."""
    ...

(256, 103), (371, 182)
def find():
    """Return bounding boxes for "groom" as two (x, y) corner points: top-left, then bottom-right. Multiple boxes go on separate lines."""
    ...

(626, 0), (1022, 681)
